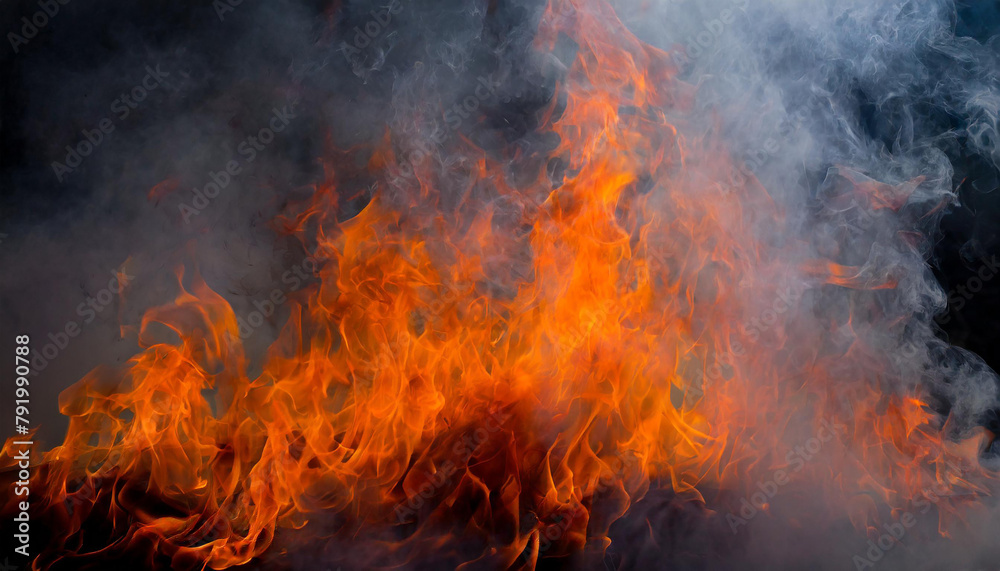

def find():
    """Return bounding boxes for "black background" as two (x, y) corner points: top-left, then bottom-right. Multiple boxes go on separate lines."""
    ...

(2, 1), (999, 379)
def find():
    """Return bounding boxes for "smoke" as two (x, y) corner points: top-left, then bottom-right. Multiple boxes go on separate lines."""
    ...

(602, 0), (1000, 568)
(0, 0), (332, 441)
(616, 0), (1000, 432)
(2, 0), (1000, 569)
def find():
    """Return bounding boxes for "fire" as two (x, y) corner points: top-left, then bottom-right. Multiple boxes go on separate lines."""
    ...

(3, 0), (995, 568)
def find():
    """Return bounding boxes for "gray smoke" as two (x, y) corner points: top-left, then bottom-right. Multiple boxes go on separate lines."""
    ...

(2, 0), (1000, 569)
(605, 0), (1000, 569)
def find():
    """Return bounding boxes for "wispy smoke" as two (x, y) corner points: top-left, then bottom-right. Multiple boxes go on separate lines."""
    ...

(2, 0), (1000, 569)
(608, 0), (1000, 568)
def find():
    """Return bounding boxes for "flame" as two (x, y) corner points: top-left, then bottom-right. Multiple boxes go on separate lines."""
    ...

(5, 0), (995, 568)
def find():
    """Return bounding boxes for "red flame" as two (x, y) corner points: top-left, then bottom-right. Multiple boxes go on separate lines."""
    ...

(3, 0), (994, 568)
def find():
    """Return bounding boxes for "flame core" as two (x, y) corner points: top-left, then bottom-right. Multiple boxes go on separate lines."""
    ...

(3, 0), (995, 569)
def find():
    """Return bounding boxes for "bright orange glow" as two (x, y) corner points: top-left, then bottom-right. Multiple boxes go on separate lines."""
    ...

(3, 0), (994, 568)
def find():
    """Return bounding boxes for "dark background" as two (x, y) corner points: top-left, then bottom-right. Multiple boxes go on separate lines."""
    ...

(1, 1), (1000, 570)
(2, 0), (1000, 421)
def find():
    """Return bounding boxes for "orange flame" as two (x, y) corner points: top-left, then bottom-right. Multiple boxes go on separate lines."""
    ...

(6, 0), (995, 568)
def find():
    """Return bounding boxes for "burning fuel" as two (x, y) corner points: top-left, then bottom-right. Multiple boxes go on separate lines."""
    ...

(3, 0), (1000, 570)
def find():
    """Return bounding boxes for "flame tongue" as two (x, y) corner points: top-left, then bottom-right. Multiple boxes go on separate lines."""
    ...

(6, 0), (995, 568)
